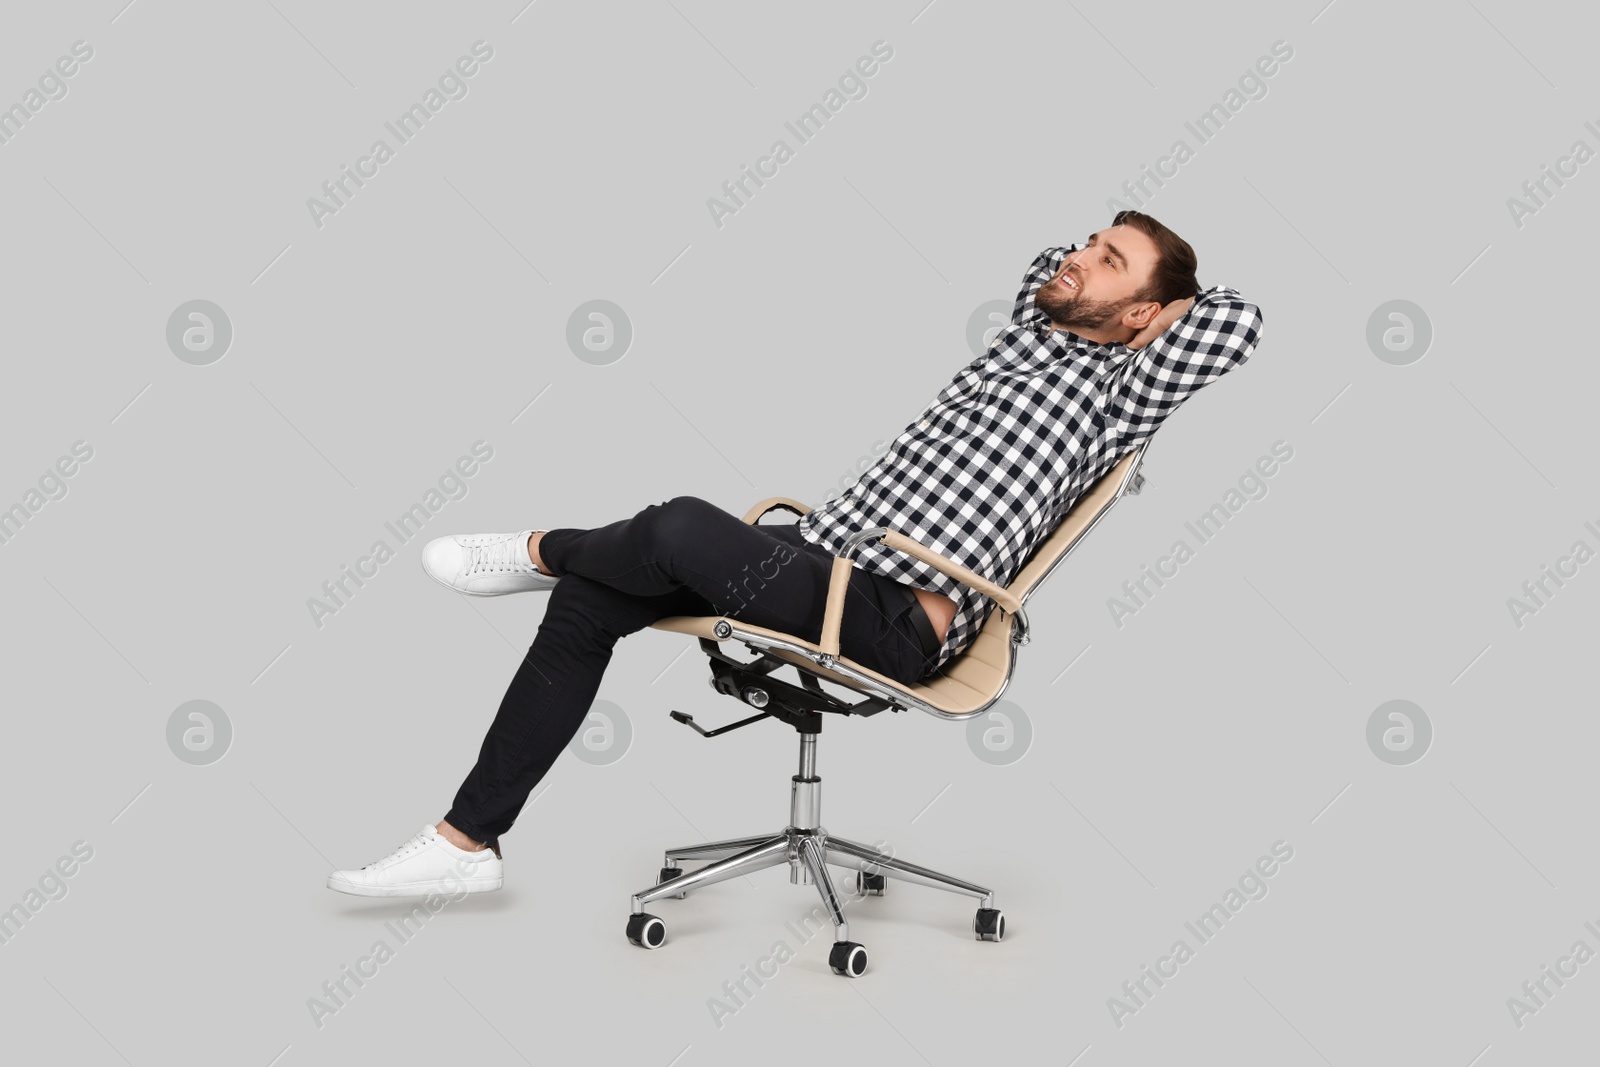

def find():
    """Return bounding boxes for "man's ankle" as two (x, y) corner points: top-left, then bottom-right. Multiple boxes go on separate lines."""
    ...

(527, 530), (554, 576)
(436, 819), (488, 853)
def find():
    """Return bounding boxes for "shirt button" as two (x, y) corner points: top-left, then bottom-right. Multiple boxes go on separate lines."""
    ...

(919, 419), (930, 428)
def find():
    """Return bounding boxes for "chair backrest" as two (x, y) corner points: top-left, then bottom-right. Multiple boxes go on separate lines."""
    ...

(1008, 440), (1149, 607)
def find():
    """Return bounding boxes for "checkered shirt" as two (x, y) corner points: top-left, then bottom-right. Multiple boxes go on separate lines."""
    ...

(796, 244), (1264, 676)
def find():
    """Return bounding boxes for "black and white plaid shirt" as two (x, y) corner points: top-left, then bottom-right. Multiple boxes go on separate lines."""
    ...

(796, 244), (1265, 677)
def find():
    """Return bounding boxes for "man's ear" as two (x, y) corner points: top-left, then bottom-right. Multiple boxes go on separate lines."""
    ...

(1123, 301), (1162, 330)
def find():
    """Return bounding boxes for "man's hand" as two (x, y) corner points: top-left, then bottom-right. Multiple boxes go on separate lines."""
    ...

(1126, 297), (1195, 351)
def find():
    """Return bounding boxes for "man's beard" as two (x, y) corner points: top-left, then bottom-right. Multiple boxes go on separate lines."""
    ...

(1034, 280), (1130, 332)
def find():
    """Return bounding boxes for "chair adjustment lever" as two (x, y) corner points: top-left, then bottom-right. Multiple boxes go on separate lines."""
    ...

(669, 709), (772, 738)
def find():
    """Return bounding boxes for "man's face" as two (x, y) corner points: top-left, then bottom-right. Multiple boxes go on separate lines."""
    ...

(1033, 225), (1160, 337)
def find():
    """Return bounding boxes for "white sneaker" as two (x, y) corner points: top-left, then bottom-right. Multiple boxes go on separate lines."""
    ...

(326, 823), (504, 898)
(421, 530), (559, 596)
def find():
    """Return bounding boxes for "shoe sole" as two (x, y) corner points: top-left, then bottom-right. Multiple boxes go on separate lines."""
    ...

(327, 874), (503, 897)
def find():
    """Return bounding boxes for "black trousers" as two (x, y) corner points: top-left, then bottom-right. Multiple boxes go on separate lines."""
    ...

(443, 495), (941, 847)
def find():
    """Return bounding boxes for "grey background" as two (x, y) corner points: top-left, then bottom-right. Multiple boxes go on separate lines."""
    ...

(1, 0), (1593, 1063)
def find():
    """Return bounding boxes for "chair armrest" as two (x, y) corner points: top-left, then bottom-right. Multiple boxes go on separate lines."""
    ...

(742, 496), (812, 525)
(817, 526), (1023, 659)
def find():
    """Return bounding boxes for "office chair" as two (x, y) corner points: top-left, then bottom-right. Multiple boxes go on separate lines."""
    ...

(625, 440), (1152, 977)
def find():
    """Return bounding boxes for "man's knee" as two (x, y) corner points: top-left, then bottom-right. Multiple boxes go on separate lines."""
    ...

(641, 495), (723, 549)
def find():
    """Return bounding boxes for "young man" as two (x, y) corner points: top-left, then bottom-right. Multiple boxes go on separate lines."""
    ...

(326, 209), (1264, 897)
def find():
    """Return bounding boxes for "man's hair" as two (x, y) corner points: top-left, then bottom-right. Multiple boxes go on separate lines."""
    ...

(1111, 209), (1198, 307)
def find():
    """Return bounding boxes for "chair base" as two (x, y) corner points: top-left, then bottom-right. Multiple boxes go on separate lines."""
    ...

(626, 731), (1005, 976)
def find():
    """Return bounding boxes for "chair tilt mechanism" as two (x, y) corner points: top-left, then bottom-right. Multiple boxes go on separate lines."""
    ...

(627, 442), (1151, 977)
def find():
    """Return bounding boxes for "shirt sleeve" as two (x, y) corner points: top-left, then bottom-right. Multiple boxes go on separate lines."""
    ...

(1011, 245), (1082, 325)
(1102, 285), (1264, 437)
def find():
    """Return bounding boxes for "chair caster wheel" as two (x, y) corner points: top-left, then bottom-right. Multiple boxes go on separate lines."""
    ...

(658, 866), (687, 899)
(856, 870), (887, 896)
(626, 913), (666, 949)
(974, 908), (1005, 942)
(828, 940), (868, 977)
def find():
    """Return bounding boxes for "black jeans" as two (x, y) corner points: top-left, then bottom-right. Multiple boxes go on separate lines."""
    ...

(443, 495), (940, 847)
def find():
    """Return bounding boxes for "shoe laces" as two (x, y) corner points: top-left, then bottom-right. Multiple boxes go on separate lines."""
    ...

(465, 534), (532, 577)
(362, 827), (434, 871)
